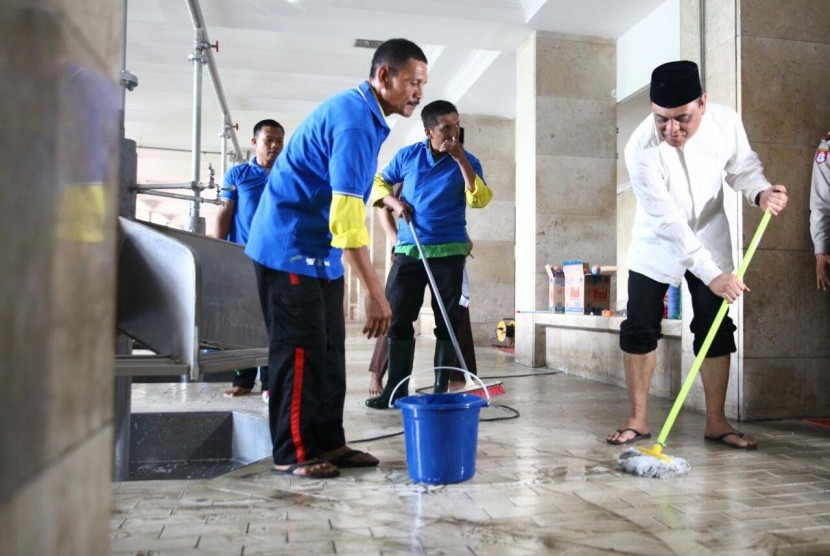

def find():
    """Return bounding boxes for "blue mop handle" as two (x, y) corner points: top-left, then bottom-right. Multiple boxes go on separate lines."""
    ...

(655, 210), (772, 447)
(404, 217), (468, 372)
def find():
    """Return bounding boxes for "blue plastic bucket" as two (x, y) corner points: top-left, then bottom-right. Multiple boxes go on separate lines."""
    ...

(395, 392), (488, 484)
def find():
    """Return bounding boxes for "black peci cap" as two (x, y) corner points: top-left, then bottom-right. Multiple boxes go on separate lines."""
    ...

(650, 61), (702, 108)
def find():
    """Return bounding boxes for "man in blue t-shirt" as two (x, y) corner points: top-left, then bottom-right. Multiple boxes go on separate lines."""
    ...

(216, 119), (285, 244)
(245, 39), (428, 479)
(365, 100), (493, 409)
(214, 119), (284, 400)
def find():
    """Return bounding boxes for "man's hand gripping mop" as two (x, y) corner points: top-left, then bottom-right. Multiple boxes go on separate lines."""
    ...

(405, 216), (505, 398)
(619, 210), (773, 479)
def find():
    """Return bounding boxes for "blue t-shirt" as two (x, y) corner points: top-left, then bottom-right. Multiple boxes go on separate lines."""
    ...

(220, 158), (269, 245)
(246, 81), (390, 279)
(381, 139), (483, 246)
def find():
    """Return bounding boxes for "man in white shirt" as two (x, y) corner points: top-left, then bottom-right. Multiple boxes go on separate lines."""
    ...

(810, 132), (830, 291)
(607, 61), (788, 450)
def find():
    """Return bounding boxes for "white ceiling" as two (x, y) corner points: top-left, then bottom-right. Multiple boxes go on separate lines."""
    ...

(124, 0), (665, 223)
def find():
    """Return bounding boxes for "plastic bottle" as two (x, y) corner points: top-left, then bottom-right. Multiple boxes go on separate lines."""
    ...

(667, 285), (681, 320)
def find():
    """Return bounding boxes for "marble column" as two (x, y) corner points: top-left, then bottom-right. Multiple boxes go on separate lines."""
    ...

(0, 2), (123, 555)
(460, 114), (516, 345)
(677, 0), (830, 420)
(514, 32), (617, 366)
(737, 0), (830, 419)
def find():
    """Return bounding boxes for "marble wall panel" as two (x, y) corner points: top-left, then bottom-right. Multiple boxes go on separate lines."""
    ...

(515, 37), (538, 315)
(536, 215), (617, 266)
(679, 351), (741, 418)
(745, 143), (815, 253)
(545, 328), (680, 398)
(742, 358), (830, 420)
(704, 0), (738, 54)
(740, 36), (830, 147)
(457, 113), (516, 347)
(535, 215), (616, 311)
(468, 280), (515, 342)
(0, 3), (121, 554)
(680, 0), (702, 63)
(737, 0), (830, 420)
(514, 313), (546, 367)
(741, 249), (830, 359)
(702, 38), (738, 108)
(477, 159), (516, 197)
(466, 200), (514, 244)
(535, 155), (616, 218)
(535, 96), (616, 158)
(535, 32), (615, 101)
(56, 0), (123, 74)
(462, 115), (516, 161)
(0, 424), (112, 556)
(740, 0), (830, 45)
(467, 240), (515, 284)
(616, 189), (638, 310)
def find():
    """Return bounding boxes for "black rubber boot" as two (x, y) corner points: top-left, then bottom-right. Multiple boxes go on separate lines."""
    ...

(433, 339), (458, 394)
(365, 338), (416, 409)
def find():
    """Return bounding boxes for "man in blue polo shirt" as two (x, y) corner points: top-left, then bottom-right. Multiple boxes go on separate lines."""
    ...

(365, 100), (493, 409)
(214, 119), (284, 400)
(246, 38), (428, 479)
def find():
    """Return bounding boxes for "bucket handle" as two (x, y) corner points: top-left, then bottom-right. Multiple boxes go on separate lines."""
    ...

(388, 366), (491, 408)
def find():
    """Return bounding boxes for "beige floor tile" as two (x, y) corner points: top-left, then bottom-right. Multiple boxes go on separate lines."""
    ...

(114, 325), (830, 555)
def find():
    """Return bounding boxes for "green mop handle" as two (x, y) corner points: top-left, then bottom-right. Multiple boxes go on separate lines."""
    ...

(655, 210), (772, 447)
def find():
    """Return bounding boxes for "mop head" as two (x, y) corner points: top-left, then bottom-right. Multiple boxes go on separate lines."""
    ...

(617, 446), (691, 479)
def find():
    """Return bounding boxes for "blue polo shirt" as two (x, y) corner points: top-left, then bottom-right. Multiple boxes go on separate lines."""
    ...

(381, 139), (484, 246)
(220, 158), (269, 245)
(246, 81), (390, 279)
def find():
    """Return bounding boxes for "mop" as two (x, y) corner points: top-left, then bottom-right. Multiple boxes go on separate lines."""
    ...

(619, 210), (772, 479)
(406, 217), (505, 398)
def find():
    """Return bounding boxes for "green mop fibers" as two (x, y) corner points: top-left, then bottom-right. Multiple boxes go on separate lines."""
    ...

(618, 211), (772, 479)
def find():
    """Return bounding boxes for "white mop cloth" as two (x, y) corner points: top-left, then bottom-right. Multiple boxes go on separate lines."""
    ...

(617, 448), (691, 479)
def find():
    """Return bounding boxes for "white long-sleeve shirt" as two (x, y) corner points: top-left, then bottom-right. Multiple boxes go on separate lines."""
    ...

(810, 135), (830, 254)
(624, 103), (771, 286)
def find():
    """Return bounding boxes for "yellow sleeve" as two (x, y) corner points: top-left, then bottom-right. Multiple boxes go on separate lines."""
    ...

(465, 175), (493, 208)
(57, 183), (108, 243)
(330, 193), (370, 249)
(371, 173), (394, 208)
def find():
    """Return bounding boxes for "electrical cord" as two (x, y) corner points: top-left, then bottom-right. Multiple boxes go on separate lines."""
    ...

(348, 370), (561, 444)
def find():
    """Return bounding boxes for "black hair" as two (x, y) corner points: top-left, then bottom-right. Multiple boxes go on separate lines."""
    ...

(420, 100), (457, 129)
(369, 38), (427, 79)
(253, 119), (284, 137)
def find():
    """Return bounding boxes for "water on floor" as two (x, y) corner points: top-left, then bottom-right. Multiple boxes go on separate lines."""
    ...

(112, 325), (830, 555)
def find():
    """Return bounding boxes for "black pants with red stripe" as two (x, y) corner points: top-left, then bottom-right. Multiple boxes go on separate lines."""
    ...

(253, 262), (346, 465)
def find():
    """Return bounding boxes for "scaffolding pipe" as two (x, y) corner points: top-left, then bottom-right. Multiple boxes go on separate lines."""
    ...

(134, 183), (204, 190)
(185, 0), (242, 161)
(220, 125), (228, 179)
(187, 31), (206, 234)
(136, 189), (224, 206)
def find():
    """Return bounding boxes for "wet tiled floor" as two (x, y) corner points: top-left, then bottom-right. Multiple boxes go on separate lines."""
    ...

(112, 326), (830, 555)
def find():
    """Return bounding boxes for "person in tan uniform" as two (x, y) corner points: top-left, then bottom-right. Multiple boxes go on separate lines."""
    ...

(811, 132), (830, 291)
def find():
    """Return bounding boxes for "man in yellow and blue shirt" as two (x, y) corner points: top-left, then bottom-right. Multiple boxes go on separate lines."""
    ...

(365, 100), (493, 409)
(245, 38), (428, 478)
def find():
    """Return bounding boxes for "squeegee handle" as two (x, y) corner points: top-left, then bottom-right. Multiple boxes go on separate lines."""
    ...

(656, 210), (772, 447)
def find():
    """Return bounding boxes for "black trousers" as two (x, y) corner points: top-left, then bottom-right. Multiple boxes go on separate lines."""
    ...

(253, 262), (346, 465)
(386, 254), (466, 341)
(367, 303), (478, 379)
(232, 366), (269, 390)
(620, 270), (736, 357)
